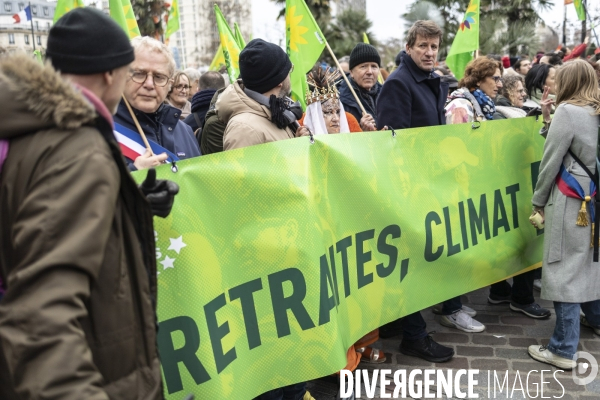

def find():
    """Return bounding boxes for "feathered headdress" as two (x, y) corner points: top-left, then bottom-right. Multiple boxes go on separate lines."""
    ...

(305, 67), (342, 106)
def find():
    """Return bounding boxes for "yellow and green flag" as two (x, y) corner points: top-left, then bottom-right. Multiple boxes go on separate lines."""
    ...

(214, 5), (241, 84)
(446, 0), (479, 80)
(363, 32), (383, 84)
(209, 44), (226, 71)
(574, 0), (586, 21)
(234, 22), (246, 49)
(285, 0), (326, 109)
(53, 0), (84, 23)
(109, 0), (140, 39)
(165, 0), (180, 40)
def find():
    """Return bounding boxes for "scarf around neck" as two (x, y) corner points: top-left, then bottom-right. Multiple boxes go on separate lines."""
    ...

(471, 88), (496, 120)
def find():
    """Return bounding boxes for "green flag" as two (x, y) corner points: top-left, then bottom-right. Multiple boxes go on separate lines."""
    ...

(574, 0), (586, 21)
(446, 0), (479, 80)
(286, 0), (326, 109)
(214, 5), (242, 84)
(53, 0), (84, 23)
(165, 0), (180, 40)
(363, 32), (369, 44)
(109, 0), (140, 39)
(234, 22), (246, 49)
(209, 44), (226, 71)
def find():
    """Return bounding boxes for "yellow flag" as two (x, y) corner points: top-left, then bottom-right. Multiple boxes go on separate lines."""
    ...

(53, 0), (84, 23)
(109, 0), (140, 39)
(214, 5), (241, 83)
(209, 44), (226, 71)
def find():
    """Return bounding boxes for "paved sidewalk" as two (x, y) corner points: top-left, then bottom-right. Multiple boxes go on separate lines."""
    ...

(306, 285), (600, 399)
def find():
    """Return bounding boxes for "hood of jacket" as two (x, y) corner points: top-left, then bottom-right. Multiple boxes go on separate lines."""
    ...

(0, 54), (96, 141)
(216, 80), (272, 125)
(495, 95), (513, 107)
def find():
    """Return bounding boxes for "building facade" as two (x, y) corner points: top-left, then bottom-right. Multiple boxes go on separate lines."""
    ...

(0, 0), (55, 52)
(168, 0), (252, 69)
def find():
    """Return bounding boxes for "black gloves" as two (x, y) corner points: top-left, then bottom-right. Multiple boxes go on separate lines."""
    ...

(139, 168), (180, 218)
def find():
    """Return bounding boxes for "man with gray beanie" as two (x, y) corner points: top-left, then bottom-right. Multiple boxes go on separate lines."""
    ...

(0, 8), (171, 399)
(339, 42), (382, 132)
(220, 38), (309, 151)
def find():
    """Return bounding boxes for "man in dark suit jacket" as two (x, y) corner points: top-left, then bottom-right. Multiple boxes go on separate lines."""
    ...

(376, 23), (449, 130)
(376, 21), (486, 365)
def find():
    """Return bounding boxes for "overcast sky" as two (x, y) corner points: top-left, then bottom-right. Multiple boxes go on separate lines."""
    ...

(252, 0), (588, 47)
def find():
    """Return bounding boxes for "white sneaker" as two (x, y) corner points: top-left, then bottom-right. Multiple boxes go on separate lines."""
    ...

(440, 310), (485, 332)
(528, 345), (576, 370)
(581, 316), (600, 336)
(533, 279), (542, 291)
(431, 304), (477, 317)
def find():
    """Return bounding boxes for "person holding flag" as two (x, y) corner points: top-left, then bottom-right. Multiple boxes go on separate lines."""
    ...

(114, 36), (200, 170)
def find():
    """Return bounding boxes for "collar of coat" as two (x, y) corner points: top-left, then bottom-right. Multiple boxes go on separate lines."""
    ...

(0, 54), (97, 141)
(402, 53), (436, 83)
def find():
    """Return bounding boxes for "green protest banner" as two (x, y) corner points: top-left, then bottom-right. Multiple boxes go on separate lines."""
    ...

(135, 117), (545, 399)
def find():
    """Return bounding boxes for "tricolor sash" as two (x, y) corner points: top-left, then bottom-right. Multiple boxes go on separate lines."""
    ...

(114, 123), (180, 163)
(555, 164), (597, 224)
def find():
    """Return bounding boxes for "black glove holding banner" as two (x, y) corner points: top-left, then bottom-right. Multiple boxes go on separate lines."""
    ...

(139, 168), (180, 218)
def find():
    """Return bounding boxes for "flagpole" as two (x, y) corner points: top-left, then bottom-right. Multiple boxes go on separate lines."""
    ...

(323, 41), (368, 116)
(121, 95), (154, 154)
(29, 2), (35, 51)
(583, 0), (600, 48)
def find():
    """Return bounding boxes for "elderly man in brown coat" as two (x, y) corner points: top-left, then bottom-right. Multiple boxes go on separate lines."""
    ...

(0, 8), (177, 399)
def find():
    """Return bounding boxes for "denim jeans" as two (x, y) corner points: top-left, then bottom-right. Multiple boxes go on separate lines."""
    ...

(547, 300), (600, 359)
(441, 296), (463, 315)
(490, 269), (536, 305)
(253, 382), (306, 400)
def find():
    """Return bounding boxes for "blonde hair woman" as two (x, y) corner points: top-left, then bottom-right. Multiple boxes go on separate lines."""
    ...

(529, 59), (600, 369)
(166, 71), (192, 120)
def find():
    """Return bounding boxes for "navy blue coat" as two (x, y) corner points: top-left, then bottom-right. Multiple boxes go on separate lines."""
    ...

(339, 78), (382, 125)
(115, 100), (201, 170)
(377, 53), (449, 130)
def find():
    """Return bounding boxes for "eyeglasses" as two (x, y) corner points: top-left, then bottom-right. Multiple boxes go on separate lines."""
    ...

(129, 70), (170, 87)
(174, 84), (191, 91)
(492, 76), (502, 83)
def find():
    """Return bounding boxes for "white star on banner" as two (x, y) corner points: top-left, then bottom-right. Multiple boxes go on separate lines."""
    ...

(168, 236), (187, 254)
(160, 256), (175, 270)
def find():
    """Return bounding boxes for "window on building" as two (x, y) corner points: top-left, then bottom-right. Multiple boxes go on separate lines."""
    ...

(18, 3), (23, 10)
(43, 7), (48, 16)
(8, 33), (14, 44)
(180, 5), (184, 12)
(46, 22), (50, 29)
(180, 14), (184, 21)
(4, 2), (12, 12)
(35, 21), (39, 30)
(31, 4), (37, 14)
(37, 36), (41, 45)
(24, 35), (29, 45)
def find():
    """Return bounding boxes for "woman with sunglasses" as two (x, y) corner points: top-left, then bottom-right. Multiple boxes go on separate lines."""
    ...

(445, 57), (503, 124)
(166, 71), (192, 120)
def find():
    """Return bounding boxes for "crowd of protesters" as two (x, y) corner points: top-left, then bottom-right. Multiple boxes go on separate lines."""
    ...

(0, 7), (599, 400)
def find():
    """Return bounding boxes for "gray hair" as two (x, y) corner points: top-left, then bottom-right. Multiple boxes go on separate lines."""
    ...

(183, 67), (200, 84)
(130, 36), (176, 77)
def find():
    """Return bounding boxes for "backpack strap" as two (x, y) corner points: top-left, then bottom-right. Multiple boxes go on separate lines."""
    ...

(192, 112), (202, 129)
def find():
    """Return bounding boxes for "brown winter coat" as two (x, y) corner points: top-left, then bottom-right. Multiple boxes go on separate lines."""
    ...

(218, 80), (295, 150)
(0, 55), (162, 399)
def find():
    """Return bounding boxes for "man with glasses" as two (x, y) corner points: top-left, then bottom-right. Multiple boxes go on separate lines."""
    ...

(115, 36), (200, 171)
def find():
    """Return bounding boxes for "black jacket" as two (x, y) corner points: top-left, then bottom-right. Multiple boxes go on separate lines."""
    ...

(183, 88), (217, 133)
(377, 53), (449, 129)
(339, 78), (382, 124)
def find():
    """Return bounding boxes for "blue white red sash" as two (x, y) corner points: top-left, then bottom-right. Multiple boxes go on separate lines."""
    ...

(555, 164), (597, 221)
(114, 123), (179, 163)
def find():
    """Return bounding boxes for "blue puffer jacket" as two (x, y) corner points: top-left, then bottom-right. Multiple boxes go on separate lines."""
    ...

(115, 100), (201, 170)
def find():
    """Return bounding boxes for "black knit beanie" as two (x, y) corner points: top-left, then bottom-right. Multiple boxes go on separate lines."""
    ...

(47, 8), (134, 75)
(239, 39), (292, 94)
(349, 43), (381, 70)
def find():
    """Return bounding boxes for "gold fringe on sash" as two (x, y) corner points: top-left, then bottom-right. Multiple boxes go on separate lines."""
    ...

(577, 196), (592, 227)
